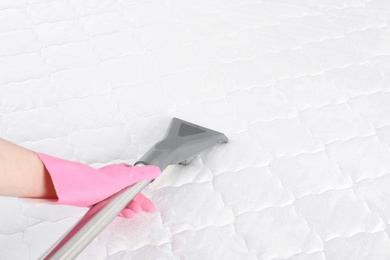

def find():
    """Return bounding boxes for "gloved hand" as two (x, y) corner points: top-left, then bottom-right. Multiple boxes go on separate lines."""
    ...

(36, 153), (160, 219)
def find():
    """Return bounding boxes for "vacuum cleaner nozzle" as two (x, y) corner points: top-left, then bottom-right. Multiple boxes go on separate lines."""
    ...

(136, 118), (229, 170)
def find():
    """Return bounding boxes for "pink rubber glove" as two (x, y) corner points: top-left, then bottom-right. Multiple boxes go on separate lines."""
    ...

(36, 153), (160, 218)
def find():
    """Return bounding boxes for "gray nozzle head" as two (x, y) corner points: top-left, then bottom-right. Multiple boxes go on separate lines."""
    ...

(136, 118), (228, 170)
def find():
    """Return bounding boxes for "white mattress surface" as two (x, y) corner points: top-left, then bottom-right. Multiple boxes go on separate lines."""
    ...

(1, 0), (390, 259)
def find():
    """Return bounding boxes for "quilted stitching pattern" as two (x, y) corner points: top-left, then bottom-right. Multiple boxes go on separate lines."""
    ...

(1, 0), (390, 259)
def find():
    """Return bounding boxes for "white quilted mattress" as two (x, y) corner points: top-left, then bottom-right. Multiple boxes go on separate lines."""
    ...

(1, 0), (390, 259)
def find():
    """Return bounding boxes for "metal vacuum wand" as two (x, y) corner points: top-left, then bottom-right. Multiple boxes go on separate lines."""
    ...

(43, 118), (228, 259)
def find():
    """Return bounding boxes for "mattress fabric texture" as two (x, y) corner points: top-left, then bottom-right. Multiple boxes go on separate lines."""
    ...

(1, 0), (390, 259)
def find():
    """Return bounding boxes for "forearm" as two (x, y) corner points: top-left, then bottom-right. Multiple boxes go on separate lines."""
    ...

(0, 138), (56, 198)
